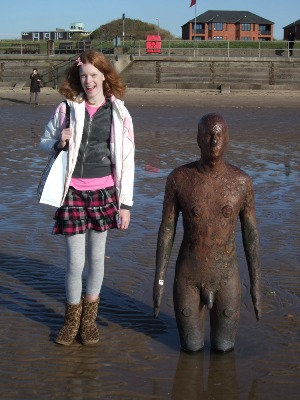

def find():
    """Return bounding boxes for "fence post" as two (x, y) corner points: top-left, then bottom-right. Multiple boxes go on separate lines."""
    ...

(227, 40), (230, 58)
(258, 41), (261, 58)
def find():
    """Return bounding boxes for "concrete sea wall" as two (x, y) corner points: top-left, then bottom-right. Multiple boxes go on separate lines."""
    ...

(1, 54), (300, 91)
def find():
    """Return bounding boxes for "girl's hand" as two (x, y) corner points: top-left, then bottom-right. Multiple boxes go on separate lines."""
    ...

(118, 209), (130, 230)
(58, 128), (72, 149)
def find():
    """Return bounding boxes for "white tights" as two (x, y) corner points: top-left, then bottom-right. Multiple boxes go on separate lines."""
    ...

(65, 230), (108, 304)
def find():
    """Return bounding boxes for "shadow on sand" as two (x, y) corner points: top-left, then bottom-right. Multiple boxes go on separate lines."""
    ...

(0, 96), (29, 104)
(0, 252), (178, 350)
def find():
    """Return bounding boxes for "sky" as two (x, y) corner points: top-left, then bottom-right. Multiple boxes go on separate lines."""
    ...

(1, 1), (299, 40)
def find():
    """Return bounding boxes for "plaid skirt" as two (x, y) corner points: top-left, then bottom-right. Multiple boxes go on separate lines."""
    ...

(52, 186), (118, 235)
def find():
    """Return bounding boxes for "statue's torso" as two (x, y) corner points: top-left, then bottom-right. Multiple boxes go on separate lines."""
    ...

(171, 161), (250, 286)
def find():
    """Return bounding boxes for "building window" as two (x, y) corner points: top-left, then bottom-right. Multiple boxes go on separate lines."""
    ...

(44, 32), (50, 40)
(242, 24), (251, 31)
(58, 32), (64, 39)
(214, 23), (223, 31)
(214, 36), (223, 40)
(195, 23), (203, 34)
(242, 36), (251, 41)
(33, 32), (39, 41)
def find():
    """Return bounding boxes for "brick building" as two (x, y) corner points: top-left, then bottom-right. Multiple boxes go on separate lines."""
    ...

(283, 20), (300, 40)
(182, 10), (274, 41)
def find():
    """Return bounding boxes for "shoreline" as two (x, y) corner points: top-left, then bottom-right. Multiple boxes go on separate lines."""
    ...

(1, 86), (300, 109)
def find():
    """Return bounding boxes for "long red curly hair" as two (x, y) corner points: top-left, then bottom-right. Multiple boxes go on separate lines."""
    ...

(59, 50), (126, 101)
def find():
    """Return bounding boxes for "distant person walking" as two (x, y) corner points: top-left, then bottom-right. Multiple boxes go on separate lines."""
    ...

(29, 68), (42, 105)
(288, 32), (296, 57)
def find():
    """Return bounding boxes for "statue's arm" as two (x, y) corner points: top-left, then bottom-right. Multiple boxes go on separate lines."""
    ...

(240, 179), (262, 320)
(153, 175), (179, 317)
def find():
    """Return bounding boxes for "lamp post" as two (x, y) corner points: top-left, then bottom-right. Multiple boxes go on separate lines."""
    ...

(156, 18), (160, 36)
(122, 13), (125, 46)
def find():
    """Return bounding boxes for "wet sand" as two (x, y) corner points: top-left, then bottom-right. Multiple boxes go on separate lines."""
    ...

(0, 88), (299, 399)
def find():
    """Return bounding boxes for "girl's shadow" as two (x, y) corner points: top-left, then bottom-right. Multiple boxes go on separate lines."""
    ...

(0, 252), (178, 349)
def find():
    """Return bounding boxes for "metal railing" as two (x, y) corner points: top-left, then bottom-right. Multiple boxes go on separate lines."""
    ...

(133, 39), (299, 58)
(0, 39), (298, 59)
(0, 39), (115, 55)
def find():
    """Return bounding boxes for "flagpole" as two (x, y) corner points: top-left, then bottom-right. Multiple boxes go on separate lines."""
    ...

(194, 2), (197, 34)
(194, 2), (197, 55)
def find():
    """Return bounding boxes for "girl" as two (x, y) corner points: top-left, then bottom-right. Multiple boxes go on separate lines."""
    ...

(40, 50), (135, 345)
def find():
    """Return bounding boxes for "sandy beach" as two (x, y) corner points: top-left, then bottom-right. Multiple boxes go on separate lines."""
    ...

(0, 87), (299, 399)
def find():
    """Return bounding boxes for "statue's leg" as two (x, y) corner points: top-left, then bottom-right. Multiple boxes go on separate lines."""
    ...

(173, 280), (206, 353)
(209, 273), (241, 352)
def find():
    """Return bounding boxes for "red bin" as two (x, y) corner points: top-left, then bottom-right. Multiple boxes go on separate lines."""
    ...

(146, 35), (161, 54)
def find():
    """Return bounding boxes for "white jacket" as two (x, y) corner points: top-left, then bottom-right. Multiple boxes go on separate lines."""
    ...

(40, 97), (135, 208)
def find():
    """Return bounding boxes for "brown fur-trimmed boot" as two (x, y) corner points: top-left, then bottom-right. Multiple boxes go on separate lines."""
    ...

(55, 300), (83, 345)
(80, 297), (100, 345)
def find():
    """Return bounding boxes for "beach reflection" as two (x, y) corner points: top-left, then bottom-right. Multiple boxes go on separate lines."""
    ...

(171, 350), (239, 400)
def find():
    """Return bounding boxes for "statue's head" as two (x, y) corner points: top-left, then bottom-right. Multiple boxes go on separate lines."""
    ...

(197, 113), (229, 161)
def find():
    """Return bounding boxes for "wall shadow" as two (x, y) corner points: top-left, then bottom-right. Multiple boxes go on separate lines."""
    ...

(0, 97), (28, 104)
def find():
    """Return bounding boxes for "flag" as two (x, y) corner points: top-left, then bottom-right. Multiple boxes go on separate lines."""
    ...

(190, 0), (196, 7)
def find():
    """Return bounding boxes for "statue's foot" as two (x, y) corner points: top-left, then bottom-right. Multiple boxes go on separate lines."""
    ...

(211, 346), (235, 354)
(181, 345), (204, 354)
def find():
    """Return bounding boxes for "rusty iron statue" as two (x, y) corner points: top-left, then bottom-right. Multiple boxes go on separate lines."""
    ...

(153, 113), (262, 353)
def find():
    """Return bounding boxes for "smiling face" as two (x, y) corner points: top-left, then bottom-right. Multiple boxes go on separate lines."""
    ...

(79, 62), (105, 104)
